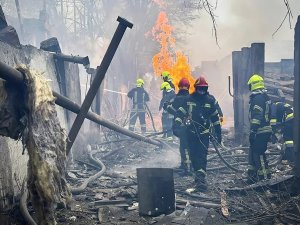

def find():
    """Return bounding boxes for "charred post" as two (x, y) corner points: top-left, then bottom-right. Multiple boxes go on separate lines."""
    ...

(232, 51), (242, 142)
(294, 16), (300, 179)
(232, 43), (265, 145)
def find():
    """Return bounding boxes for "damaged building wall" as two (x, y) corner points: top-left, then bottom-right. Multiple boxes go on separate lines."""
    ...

(0, 40), (81, 210)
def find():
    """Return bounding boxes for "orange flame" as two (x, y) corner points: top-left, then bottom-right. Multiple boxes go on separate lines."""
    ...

(151, 12), (195, 93)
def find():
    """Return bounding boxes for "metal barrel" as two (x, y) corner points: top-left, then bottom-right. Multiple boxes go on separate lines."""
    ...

(137, 168), (175, 216)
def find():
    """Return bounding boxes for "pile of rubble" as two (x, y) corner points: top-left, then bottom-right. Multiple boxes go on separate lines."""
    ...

(51, 128), (300, 225)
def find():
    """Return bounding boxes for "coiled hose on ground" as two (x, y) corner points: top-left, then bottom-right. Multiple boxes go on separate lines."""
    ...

(71, 145), (106, 194)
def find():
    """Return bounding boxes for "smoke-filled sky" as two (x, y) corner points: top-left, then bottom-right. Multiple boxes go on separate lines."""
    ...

(183, 0), (300, 66)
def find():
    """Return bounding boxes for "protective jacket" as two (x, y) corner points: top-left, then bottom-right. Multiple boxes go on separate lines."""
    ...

(270, 101), (294, 151)
(127, 87), (149, 112)
(270, 102), (294, 126)
(159, 89), (175, 111)
(249, 89), (272, 135)
(176, 92), (221, 141)
(164, 89), (189, 116)
(167, 79), (175, 90)
(208, 93), (223, 117)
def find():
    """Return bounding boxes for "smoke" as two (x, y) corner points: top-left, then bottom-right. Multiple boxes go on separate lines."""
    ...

(177, 0), (300, 125)
(185, 0), (300, 64)
(2, 0), (300, 126)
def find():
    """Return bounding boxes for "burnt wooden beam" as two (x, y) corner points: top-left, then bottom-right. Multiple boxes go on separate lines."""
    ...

(294, 16), (300, 179)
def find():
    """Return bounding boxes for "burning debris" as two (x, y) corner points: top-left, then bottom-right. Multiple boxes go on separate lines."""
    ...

(150, 11), (195, 92)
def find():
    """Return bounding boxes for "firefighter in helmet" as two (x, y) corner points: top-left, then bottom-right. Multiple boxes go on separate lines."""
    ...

(159, 81), (175, 140)
(161, 71), (175, 90)
(175, 76), (222, 191)
(127, 78), (150, 133)
(270, 101), (294, 162)
(163, 78), (191, 173)
(247, 74), (272, 183)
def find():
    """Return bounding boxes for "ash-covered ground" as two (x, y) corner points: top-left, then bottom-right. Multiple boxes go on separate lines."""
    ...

(55, 127), (299, 225)
(3, 127), (299, 225)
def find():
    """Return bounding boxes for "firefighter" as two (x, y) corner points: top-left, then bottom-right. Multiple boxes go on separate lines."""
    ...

(175, 76), (222, 192)
(270, 101), (294, 162)
(163, 78), (191, 173)
(127, 78), (149, 133)
(247, 74), (272, 183)
(159, 82), (175, 140)
(161, 71), (175, 89)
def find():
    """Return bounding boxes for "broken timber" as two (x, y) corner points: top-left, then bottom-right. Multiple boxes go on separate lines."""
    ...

(0, 60), (162, 147)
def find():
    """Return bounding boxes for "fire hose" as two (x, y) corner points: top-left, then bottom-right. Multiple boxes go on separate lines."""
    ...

(20, 181), (37, 225)
(145, 103), (157, 132)
(209, 140), (283, 172)
(20, 143), (107, 224)
(211, 140), (245, 173)
(71, 145), (106, 194)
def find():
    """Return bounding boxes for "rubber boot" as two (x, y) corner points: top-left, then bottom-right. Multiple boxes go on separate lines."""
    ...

(246, 168), (258, 184)
(257, 155), (271, 181)
(195, 171), (207, 192)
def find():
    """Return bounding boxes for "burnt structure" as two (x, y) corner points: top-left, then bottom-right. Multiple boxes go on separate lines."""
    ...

(264, 59), (294, 104)
(294, 16), (300, 180)
(232, 43), (265, 145)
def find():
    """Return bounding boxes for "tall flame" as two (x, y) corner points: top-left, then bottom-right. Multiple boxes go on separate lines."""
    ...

(151, 12), (195, 92)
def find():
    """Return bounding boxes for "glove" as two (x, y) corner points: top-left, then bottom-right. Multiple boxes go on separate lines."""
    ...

(163, 101), (169, 110)
(219, 116), (224, 123)
(249, 131), (257, 143)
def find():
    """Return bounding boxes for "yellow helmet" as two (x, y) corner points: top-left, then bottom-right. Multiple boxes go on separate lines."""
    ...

(247, 74), (265, 91)
(136, 78), (144, 87)
(161, 82), (171, 91)
(161, 71), (170, 79)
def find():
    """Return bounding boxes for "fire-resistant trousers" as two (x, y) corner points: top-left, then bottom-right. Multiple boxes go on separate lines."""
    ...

(282, 121), (294, 162)
(174, 127), (191, 171)
(162, 112), (173, 138)
(248, 132), (271, 181)
(187, 131), (209, 175)
(129, 111), (146, 133)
